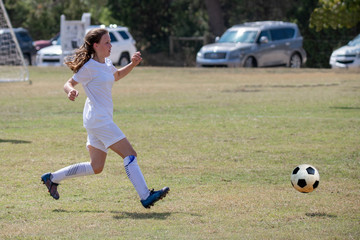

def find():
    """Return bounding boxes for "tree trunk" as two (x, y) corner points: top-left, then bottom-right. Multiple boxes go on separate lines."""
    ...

(204, 0), (226, 37)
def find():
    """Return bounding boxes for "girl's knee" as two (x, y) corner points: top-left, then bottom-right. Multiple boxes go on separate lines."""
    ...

(131, 151), (137, 158)
(91, 163), (104, 174)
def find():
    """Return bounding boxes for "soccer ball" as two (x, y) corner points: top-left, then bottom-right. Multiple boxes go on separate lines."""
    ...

(291, 164), (320, 193)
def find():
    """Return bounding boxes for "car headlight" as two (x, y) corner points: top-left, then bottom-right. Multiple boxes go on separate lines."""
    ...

(197, 49), (204, 58)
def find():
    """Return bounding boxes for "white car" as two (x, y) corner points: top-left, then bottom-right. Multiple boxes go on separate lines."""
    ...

(35, 40), (62, 66)
(330, 34), (360, 69)
(36, 25), (137, 66)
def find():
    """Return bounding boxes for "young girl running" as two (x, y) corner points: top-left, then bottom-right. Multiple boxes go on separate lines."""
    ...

(41, 28), (169, 208)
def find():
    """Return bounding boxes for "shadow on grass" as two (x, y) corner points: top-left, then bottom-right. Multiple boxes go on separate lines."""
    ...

(53, 209), (105, 213)
(0, 139), (31, 144)
(112, 211), (172, 220)
(52, 209), (184, 220)
(305, 212), (337, 218)
(330, 106), (360, 110)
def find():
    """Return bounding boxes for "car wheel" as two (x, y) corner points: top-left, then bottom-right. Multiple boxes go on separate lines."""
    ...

(119, 53), (130, 66)
(289, 53), (301, 68)
(244, 57), (256, 68)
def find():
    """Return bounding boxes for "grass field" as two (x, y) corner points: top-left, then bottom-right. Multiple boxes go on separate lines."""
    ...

(0, 66), (359, 239)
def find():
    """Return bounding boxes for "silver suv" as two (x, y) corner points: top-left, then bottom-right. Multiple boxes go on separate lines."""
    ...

(196, 21), (307, 68)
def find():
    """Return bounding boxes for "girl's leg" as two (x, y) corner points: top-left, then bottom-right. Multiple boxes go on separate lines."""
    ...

(51, 146), (106, 183)
(88, 145), (107, 174)
(42, 146), (106, 200)
(109, 137), (137, 158)
(109, 138), (150, 200)
(109, 138), (170, 208)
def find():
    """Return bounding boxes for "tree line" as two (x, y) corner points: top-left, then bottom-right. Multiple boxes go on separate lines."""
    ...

(4, 0), (360, 68)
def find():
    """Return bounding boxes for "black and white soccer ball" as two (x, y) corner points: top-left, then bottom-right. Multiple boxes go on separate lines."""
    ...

(291, 164), (320, 193)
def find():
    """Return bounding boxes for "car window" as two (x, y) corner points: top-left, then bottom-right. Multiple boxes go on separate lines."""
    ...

(17, 32), (32, 42)
(348, 34), (360, 46)
(258, 30), (271, 42)
(219, 30), (258, 43)
(270, 28), (295, 41)
(109, 32), (117, 42)
(118, 31), (130, 40)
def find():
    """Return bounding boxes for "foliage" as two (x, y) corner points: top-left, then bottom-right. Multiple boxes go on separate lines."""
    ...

(220, 0), (296, 26)
(107, 0), (172, 52)
(2, 0), (360, 67)
(107, 0), (208, 52)
(287, 0), (358, 68)
(310, 0), (360, 31)
(3, 0), (115, 39)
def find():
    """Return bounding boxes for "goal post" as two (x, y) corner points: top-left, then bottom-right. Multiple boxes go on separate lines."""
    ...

(0, 0), (29, 82)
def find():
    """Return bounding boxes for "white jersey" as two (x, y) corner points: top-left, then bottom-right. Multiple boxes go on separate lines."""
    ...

(73, 58), (118, 129)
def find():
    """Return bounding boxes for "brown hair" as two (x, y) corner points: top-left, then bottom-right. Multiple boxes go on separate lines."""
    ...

(65, 28), (108, 73)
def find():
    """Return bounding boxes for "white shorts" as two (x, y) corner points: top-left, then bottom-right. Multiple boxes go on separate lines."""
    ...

(86, 122), (126, 153)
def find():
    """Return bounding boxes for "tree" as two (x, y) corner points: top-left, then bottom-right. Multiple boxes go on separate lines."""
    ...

(4, 0), (114, 40)
(204, 0), (225, 37)
(310, 0), (360, 31)
(108, 0), (172, 52)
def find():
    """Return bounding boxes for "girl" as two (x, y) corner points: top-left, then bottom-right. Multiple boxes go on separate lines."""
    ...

(41, 28), (169, 209)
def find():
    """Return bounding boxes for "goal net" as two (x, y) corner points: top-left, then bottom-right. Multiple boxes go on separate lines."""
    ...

(0, 0), (29, 82)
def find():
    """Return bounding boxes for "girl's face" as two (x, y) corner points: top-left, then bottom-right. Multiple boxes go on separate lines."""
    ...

(94, 33), (112, 58)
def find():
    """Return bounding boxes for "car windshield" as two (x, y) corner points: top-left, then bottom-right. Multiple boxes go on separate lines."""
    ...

(218, 30), (258, 43)
(54, 38), (61, 45)
(348, 34), (360, 46)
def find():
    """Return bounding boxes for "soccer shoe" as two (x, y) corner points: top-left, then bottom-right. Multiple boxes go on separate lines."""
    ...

(140, 187), (170, 209)
(41, 172), (60, 200)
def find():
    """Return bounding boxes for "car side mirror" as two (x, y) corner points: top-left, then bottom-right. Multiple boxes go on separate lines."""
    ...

(259, 36), (268, 44)
(215, 36), (220, 42)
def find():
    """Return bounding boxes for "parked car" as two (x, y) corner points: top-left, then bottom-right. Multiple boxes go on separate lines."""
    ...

(35, 37), (62, 66)
(0, 27), (37, 65)
(329, 34), (360, 69)
(34, 33), (59, 51)
(36, 25), (136, 67)
(196, 21), (307, 68)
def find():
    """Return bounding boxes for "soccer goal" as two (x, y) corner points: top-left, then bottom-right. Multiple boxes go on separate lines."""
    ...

(0, 0), (29, 82)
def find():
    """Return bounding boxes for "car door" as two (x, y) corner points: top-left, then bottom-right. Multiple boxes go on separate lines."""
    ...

(254, 30), (276, 67)
(269, 28), (295, 66)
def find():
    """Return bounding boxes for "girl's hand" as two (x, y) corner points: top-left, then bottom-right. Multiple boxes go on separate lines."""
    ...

(131, 51), (142, 66)
(68, 89), (79, 101)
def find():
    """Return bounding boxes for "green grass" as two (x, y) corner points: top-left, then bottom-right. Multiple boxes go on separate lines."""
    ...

(0, 66), (359, 239)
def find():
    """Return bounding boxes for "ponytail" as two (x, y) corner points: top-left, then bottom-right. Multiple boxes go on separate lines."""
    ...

(65, 28), (108, 73)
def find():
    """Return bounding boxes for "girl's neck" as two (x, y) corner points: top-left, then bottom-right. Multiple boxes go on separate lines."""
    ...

(92, 54), (105, 63)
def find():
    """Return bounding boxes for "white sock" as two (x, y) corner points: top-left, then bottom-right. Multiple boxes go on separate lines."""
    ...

(124, 156), (150, 200)
(51, 162), (94, 184)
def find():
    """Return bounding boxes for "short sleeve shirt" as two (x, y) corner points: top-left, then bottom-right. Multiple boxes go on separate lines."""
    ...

(73, 58), (117, 129)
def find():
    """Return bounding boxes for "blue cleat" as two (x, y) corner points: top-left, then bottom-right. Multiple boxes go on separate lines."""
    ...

(41, 172), (59, 200)
(141, 187), (170, 209)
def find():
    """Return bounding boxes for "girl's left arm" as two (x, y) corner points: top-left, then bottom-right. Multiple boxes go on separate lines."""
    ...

(114, 51), (142, 81)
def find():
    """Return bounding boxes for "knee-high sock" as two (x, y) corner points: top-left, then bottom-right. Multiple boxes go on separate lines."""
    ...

(124, 155), (150, 200)
(51, 162), (95, 184)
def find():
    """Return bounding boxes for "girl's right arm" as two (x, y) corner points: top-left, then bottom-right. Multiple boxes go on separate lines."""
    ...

(64, 78), (79, 101)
